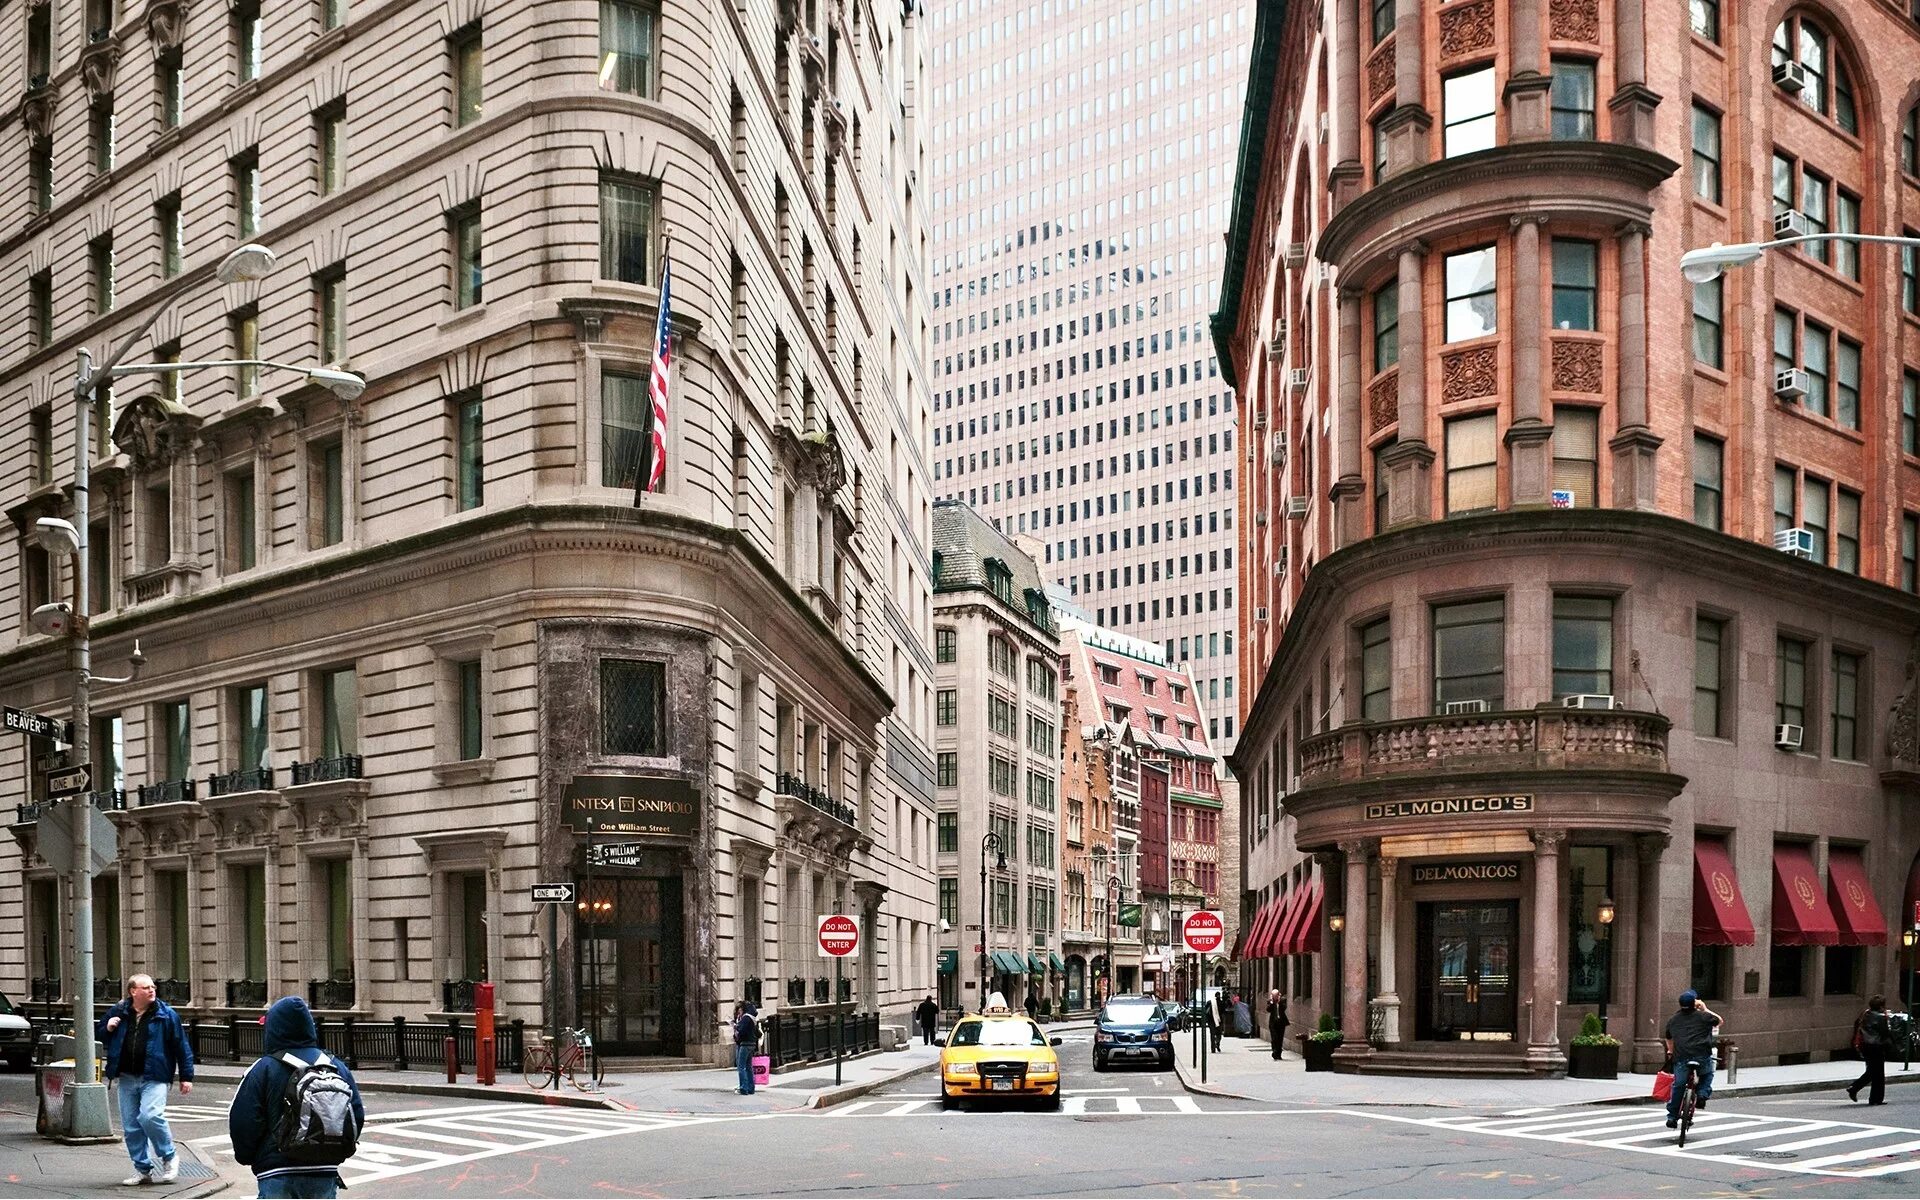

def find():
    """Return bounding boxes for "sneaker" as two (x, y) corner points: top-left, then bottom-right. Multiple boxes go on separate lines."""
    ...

(155, 1157), (179, 1184)
(121, 1171), (151, 1187)
(1665, 1119), (1678, 1129)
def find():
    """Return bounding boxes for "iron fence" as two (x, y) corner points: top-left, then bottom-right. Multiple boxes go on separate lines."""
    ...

(762, 1011), (879, 1068)
(154, 978), (190, 1006)
(209, 767), (275, 797)
(291, 755), (362, 785)
(93, 977), (122, 1005)
(182, 1015), (525, 1073)
(136, 779), (195, 806)
(226, 978), (267, 1008)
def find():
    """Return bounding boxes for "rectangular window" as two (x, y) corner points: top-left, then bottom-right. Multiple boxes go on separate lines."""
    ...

(156, 870), (190, 983)
(1549, 59), (1596, 139)
(92, 236), (115, 315)
(1443, 246), (1497, 342)
(233, 152), (260, 239)
(456, 659), (484, 760)
(1690, 0), (1718, 41)
(234, 309), (260, 399)
(30, 141), (52, 213)
(1444, 412), (1497, 514)
(235, 4), (261, 82)
(318, 269), (346, 362)
(238, 864), (268, 982)
(319, 666), (357, 758)
(1371, 0), (1394, 43)
(935, 627), (956, 663)
(1776, 636), (1808, 731)
(30, 407), (52, 486)
(938, 878), (958, 926)
(1802, 476), (1829, 564)
(1769, 944), (1805, 998)
(1836, 488), (1859, 575)
(600, 658), (665, 756)
(937, 812), (957, 851)
(1433, 598), (1505, 711)
(1835, 191), (1860, 280)
(599, 0), (658, 97)
(1904, 241), (1919, 317)
(1907, 514), (1919, 594)
(1373, 282), (1399, 371)
(451, 207), (482, 309)
(1691, 279), (1722, 369)
(1773, 463), (1796, 534)
(234, 682), (269, 772)
(322, 0), (348, 30)
(92, 104), (115, 173)
(1360, 618), (1391, 722)
(1442, 67), (1497, 157)
(1906, 372), (1919, 456)
(1800, 169), (1830, 264)
(1824, 946), (1863, 996)
(1373, 439), (1393, 533)
(455, 393), (484, 510)
(158, 699), (193, 781)
(1691, 103), (1721, 202)
(30, 273), (52, 350)
(936, 753), (957, 788)
(156, 195), (182, 277)
(1551, 407), (1599, 508)
(600, 369), (650, 489)
(317, 103), (346, 195)
(143, 481), (172, 569)
(1831, 650), (1860, 760)
(451, 26), (483, 126)
(1552, 595), (1613, 699)
(1692, 433), (1723, 530)
(1550, 240), (1597, 331)
(599, 175), (657, 284)
(1566, 846), (1612, 1004)
(936, 689), (956, 726)
(224, 469), (256, 572)
(310, 439), (344, 547)
(1801, 319), (1830, 418)
(1694, 615), (1725, 738)
(1835, 337), (1860, 430)
(157, 56), (182, 129)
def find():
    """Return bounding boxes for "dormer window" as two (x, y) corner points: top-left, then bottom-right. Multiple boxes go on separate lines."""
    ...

(1138, 674), (1156, 696)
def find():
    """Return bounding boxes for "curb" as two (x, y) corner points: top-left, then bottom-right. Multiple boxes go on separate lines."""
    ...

(806, 1057), (941, 1110)
(1594, 1072), (1920, 1107)
(1171, 1053), (1265, 1103)
(188, 1066), (623, 1109)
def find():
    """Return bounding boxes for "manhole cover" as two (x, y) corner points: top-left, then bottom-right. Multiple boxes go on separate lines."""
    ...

(1742, 1151), (1798, 1161)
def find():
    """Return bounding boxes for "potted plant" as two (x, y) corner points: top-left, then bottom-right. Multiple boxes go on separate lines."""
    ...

(1302, 1012), (1343, 1072)
(1568, 1013), (1620, 1079)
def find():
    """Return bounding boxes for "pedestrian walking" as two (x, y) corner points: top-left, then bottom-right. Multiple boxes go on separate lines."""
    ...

(1849, 994), (1892, 1105)
(98, 974), (194, 1187)
(1204, 994), (1222, 1052)
(1213, 991), (1230, 1045)
(915, 995), (940, 1046)
(1025, 991), (1039, 1021)
(730, 1003), (761, 1094)
(228, 996), (364, 1199)
(1267, 990), (1289, 1061)
(1232, 994), (1253, 1039)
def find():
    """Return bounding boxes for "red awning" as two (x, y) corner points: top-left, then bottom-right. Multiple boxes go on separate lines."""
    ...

(1294, 878), (1325, 955)
(1772, 843), (1841, 946)
(1827, 848), (1889, 946)
(1226, 923), (1248, 962)
(1243, 894), (1280, 959)
(1276, 884), (1311, 956)
(1251, 891), (1290, 958)
(1693, 839), (1756, 946)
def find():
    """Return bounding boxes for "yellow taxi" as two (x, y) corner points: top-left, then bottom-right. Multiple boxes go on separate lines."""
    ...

(939, 994), (1064, 1110)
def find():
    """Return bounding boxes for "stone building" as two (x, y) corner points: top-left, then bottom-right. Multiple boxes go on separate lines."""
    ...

(1219, 0), (1920, 1072)
(929, 500), (1062, 1015)
(0, 0), (936, 1065)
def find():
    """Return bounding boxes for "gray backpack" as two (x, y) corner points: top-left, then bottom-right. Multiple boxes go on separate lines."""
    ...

(273, 1051), (358, 1164)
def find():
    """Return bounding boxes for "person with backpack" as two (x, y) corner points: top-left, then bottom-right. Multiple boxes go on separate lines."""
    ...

(228, 996), (365, 1198)
(99, 974), (195, 1186)
(1849, 994), (1893, 1105)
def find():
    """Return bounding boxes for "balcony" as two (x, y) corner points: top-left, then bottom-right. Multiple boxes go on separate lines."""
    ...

(1298, 706), (1671, 787)
(136, 778), (196, 806)
(291, 755), (362, 785)
(775, 772), (856, 826)
(154, 978), (190, 1006)
(226, 978), (267, 1008)
(29, 977), (60, 1004)
(442, 979), (478, 1013)
(93, 977), (122, 1005)
(209, 767), (274, 797)
(308, 974), (356, 1011)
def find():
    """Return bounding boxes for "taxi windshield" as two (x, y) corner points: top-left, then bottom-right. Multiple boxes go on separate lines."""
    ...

(950, 1019), (1047, 1048)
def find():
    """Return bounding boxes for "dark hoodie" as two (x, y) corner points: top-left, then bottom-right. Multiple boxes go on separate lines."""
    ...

(227, 997), (366, 1183)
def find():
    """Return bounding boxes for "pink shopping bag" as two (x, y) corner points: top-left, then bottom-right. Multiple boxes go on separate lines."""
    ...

(752, 1055), (771, 1086)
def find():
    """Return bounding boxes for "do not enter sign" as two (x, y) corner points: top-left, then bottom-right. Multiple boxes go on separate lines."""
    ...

(817, 913), (861, 958)
(1181, 910), (1226, 956)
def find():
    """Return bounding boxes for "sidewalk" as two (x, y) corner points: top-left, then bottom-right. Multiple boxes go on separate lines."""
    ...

(0, 1102), (227, 1199)
(1171, 1034), (1919, 1108)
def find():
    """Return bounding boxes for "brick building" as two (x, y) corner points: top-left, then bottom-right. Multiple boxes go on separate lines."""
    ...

(1219, 0), (1920, 1073)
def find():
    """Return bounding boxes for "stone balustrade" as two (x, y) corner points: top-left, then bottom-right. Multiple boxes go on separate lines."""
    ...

(1298, 706), (1669, 786)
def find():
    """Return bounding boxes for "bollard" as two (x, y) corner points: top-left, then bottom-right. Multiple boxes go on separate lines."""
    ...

(474, 982), (497, 1086)
(444, 1036), (458, 1083)
(392, 1016), (408, 1072)
(480, 1036), (494, 1086)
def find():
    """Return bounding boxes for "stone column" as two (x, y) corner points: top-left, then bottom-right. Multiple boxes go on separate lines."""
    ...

(1504, 0), (1552, 140)
(352, 834), (372, 1006)
(1506, 216), (1554, 506)
(1633, 834), (1671, 1072)
(1336, 839), (1373, 1068)
(1527, 829), (1567, 1075)
(1381, 0), (1433, 175)
(1331, 287), (1366, 546)
(1329, 0), (1365, 209)
(1612, 843), (1639, 1041)
(1372, 855), (1401, 1043)
(1382, 243), (1434, 528)
(1609, 222), (1662, 511)
(1608, 0), (1659, 148)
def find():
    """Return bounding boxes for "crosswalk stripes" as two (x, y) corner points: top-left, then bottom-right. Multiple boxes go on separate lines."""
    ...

(823, 1094), (1204, 1118)
(160, 1104), (232, 1124)
(1407, 1104), (1920, 1178)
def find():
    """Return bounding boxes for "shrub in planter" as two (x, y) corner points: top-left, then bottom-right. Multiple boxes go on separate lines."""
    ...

(1568, 1012), (1621, 1079)
(1302, 1012), (1344, 1072)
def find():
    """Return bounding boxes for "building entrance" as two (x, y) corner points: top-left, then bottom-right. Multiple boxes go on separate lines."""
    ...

(577, 876), (684, 1055)
(1415, 901), (1517, 1041)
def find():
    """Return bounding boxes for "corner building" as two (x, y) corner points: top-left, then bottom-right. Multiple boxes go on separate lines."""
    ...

(1218, 0), (1920, 1073)
(0, 0), (936, 1065)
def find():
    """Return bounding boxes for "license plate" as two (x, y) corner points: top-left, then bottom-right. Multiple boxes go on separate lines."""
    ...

(990, 1080), (1012, 1091)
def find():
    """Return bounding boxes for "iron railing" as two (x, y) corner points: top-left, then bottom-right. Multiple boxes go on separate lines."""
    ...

(15, 799), (54, 823)
(787, 976), (808, 1005)
(181, 1015), (526, 1073)
(309, 975), (356, 1010)
(94, 977), (122, 1005)
(226, 978), (267, 1008)
(762, 1011), (879, 1067)
(291, 755), (362, 785)
(29, 977), (60, 1003)
(137, 779), (195, 806)
(209, 767), (275, 797)
(90, 789), (127, 811)
(775, 772), (856, 826)
(154, 978), (190, 1006)
(442, 979), (478, 1013)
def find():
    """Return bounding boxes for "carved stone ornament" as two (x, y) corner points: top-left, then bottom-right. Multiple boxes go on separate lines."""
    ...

(79, 36), (122, 103)
(1366, 42), (1396, 107)
(1440, 345), (1499, 403)
(800, 425), (846, 502)
(1549, 0), (1601, 44)
(111, 393), (203, 471)
(1551, 340), (1603, 393)
(1368, 371), (1399, 432)
(1437, 0), (1496, 60)
(777, 0), (801, 37)
(22, 84), (58, 141)
(1886, 632), (1920, 765)
(147, 0), (191, 53)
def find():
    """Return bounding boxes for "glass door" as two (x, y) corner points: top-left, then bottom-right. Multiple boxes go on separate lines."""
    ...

(1418, 901), (1518, 1040)
(577, 876), (684, 1055)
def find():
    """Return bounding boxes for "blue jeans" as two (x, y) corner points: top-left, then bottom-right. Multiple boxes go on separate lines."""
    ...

(1668, 1056), (1715, 1120)
(116, 1076), (175, 1174)
(257, 1172), (341, 1199)
(735, 1044), (756, 1093)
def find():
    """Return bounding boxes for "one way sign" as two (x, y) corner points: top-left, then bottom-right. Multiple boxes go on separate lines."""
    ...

(530, 883), (577, 904)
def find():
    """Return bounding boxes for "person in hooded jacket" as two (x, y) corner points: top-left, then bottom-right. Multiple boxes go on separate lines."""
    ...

(228, 997), (366, 1199)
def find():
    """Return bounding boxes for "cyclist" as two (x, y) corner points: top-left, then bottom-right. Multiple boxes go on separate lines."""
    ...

(1663, 989), (1722, 1130)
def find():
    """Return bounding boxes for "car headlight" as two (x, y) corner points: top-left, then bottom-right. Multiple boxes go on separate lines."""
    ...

(1094, 1031), (1112, 1043)
(1150, 1030), (1170, 1043)
(945, 1062), (977, 1076)
(1028, 1063), (1058, 1076)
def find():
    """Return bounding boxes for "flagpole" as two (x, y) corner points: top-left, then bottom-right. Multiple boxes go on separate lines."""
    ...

(634, 229), (672, 507)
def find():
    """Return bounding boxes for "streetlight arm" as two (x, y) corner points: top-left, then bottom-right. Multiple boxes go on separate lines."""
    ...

(108, 358), (303, 376)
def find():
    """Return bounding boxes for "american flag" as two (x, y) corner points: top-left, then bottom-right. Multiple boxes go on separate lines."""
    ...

(642, 259), (672, 496)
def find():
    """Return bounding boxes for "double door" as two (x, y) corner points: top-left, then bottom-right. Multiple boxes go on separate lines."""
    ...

(1416, 901), (1517, 1041)
(577, 875), (684, 1056)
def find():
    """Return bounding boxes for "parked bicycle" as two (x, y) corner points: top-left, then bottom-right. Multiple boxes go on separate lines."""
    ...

(524, 1026), (604, 1091)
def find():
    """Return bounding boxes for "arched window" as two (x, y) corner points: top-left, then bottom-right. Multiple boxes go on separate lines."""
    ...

(1904, 106), (1919, 176)
(1773, 13), (1858, 134)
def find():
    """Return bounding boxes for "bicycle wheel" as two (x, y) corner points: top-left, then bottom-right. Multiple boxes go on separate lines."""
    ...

(524, 1047), (553, 1090)
(1677, 1084), (1696, 1147)
(572, 1050), (605, 1091)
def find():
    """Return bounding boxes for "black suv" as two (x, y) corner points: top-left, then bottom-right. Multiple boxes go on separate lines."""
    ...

(1093, 995), (1174, 1070)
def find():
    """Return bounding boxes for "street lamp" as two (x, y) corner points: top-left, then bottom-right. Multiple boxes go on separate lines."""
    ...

(1104, 874), (1123, 1005)
(1680, 232), (1920, 283)
(1596, 896), (1616, 1034)
(1328, 911), (1345, 1033)
(52, 241), (361, 1139)
(978, 831), (1005, 1011)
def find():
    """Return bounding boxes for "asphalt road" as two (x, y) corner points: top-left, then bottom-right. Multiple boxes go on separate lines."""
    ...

(25, 1058), (1920, 1196)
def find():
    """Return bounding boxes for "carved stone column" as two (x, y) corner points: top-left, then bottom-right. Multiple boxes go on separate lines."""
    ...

(1329, 0), (1365, 209)
(1372, 855), (1401, 1043)
(352, 835), (372, 1006)
(1504, 0), (1551, 140)
(1332, 287), (1367, 546)
(1335, 839), (1374, 1068)
(1506, 216), (1554, 506)
(1609, 222), (1662, 511)
(1383, 243), (1434, 528)
(1527, 829), (1568, 1075)
(1608, 0), (1660, 149)
(1633, 834), (1671, 1072)
(1381, 0), (1432, 175)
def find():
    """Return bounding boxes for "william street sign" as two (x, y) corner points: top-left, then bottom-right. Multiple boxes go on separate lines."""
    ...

(3, 707), (72, 744)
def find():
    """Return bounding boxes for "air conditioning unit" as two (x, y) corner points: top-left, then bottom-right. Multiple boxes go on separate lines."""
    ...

(1773, 60), (1806, 92)
(1774, 368), (1809, 403)
(1773, 208), (1810, 239)
(1774, 527), (1815, 559)
(1289, 367), (1310, 390)
(1273, 547), (1289, 575)
(1253, 410), (1267, 429)
(1443, 699), (1492, 715)
(1255, 606), (1270, 623)
(1253, 508), (1269, 526)
(1284, 243), (1308, 269)
(1285, 496), (1309, 519)
(1269, 443), (1287, 467)
(1775, 723), (1804, 751)
(1561, 693), (1618, 710)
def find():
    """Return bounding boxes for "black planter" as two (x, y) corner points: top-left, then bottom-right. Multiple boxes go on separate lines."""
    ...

(1567, 1041), (1620, 1079)
(1302, 1036), (1341, 1072)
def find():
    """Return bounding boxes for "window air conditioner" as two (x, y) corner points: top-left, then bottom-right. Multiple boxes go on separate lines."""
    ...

(1561, 693), (1618, 710)
(1270, 443), (1287, 467)
(1253, 508), (1269, 526)
(1773, 209), (1810, 239)
(1772, 60), (1806, 92)
(1318, 112), (1330, 144)
(1774, 723), (1804, 751)
(1443, 699), (1492, 715)
(1253, 410), (1268, 429)
(1273, 547), (1289, 575)
(1255, 606), (1270, 623)
(1284, 244), (1308, 269)
(1773, 527), (1815, 559)
(1774, 368), (1809, 403)
(1285, 496), (1310, 519)
(1289, 367), (1311, 390)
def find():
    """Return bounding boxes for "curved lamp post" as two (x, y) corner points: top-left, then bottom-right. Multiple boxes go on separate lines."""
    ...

(978, 831), (1005, 1010)
(1680, 232), (1920, 283)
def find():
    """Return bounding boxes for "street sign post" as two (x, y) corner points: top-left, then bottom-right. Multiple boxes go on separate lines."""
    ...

(46, 763), (90, 799)
(818, 914), (861, 1086)
(37, 802), (116, 879)
(3, 707), (72, 744)
(1181, 910), (1226, 956)
(531, 883), (577, 1089)
(588, 841), (648, 867)
(531, 883), (577, 904)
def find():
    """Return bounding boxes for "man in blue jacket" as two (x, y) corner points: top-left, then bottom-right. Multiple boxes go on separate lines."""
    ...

(98, 974), (194, 1186)
(228, 996), (365, 1198)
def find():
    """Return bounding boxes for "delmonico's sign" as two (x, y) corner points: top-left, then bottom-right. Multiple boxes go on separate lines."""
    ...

(1363, 794), (1534, 822)
(562, 774), (699, 838)
(1410, 861), (1522, 885)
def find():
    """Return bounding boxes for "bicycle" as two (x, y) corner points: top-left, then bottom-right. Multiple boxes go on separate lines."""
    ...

(1674, 1059), (1703, 1147)
(524, 1027), (605, 1091)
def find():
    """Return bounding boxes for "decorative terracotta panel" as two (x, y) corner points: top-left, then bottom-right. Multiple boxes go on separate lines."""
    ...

(1549, 0), (1601, 44)
(1440, 346), (1499, 403)
(1368, 370), (1399, 431)
(1367, 40), (1396, 107)
(1438, 0), (1496, 60)
(1551, 339), (1604, 393)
